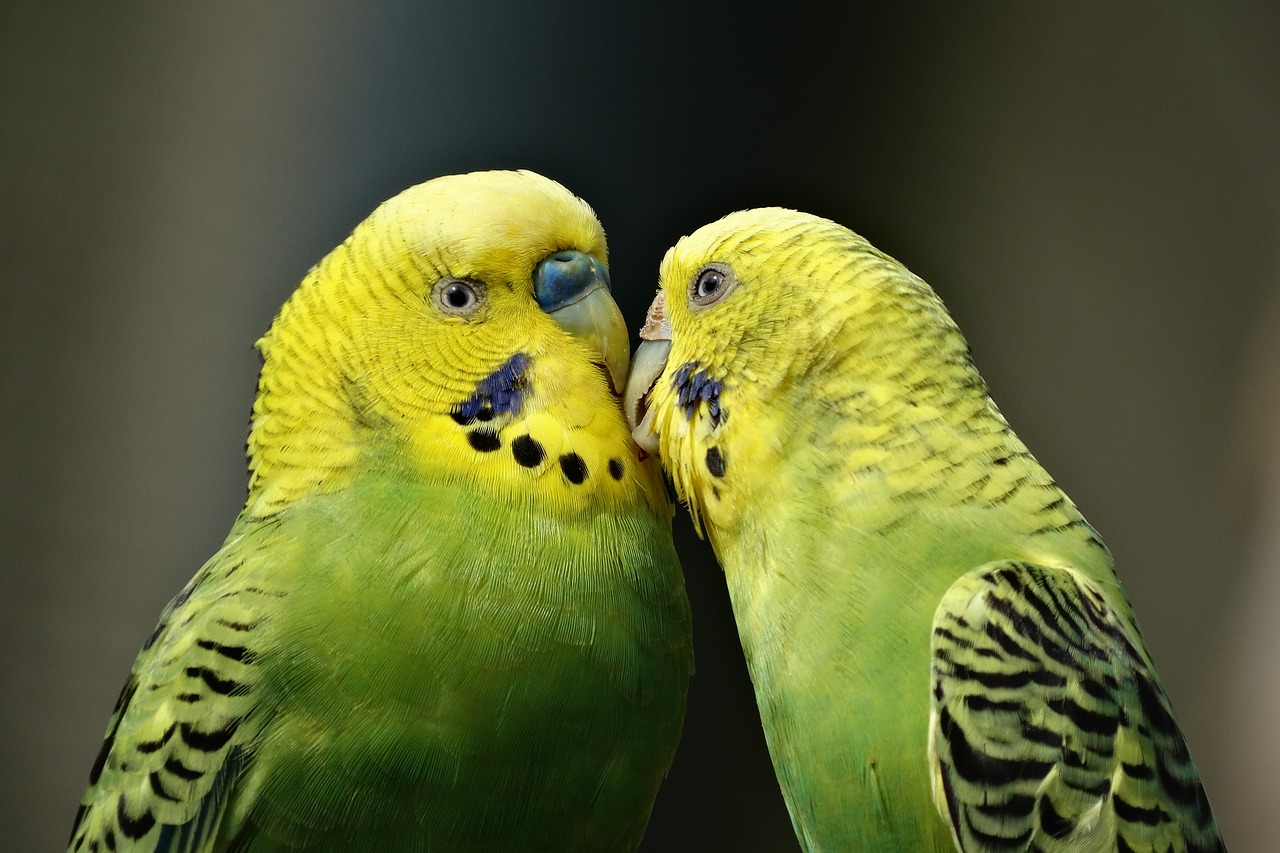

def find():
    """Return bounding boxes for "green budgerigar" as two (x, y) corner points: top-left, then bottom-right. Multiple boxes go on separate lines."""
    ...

(625, 208), (1223, 851)
(69, 170), (693, 852)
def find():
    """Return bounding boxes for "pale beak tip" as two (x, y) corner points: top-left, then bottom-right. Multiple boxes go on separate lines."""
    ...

(631, 407), (661, 456)
(623, 335), (671, 455)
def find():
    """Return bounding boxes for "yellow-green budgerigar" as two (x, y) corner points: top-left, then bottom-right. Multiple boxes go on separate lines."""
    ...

(69, 170), (693, 852)
(625, 208), (1223, 852)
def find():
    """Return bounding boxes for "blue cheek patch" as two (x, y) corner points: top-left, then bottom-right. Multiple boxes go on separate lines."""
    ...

(673, 361), (723, 423)
(452, 353), (530, 423)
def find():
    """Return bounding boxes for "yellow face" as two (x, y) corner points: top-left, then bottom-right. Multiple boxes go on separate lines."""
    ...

(623, 209), (830, 535)
(247, 170), (662, 517)
(626, 207), (964, 538)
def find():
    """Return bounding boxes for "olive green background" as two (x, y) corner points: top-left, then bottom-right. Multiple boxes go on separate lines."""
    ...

(4, 3), (1277, 849)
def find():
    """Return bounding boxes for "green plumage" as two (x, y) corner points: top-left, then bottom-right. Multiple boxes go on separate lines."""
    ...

(70, 171), (692, 852)
(627, 207), (1223, 851)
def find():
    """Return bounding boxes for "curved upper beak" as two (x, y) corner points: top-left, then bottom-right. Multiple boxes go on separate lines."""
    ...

(623, 292), (672, 454)
(534, 250), (630, 394)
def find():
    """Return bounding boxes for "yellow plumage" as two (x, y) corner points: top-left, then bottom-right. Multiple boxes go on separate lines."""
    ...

(244, 170), (660, 518)
(627, 207), (1222, 851)
(70, 170), (691, 852)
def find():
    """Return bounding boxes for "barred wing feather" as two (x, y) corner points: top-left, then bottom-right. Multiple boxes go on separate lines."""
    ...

(928, 562), (1223, 853)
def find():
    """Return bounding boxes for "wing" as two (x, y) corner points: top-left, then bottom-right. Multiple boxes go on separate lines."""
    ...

(69, 522), (278, 853)
(928, 561), (1223, 853)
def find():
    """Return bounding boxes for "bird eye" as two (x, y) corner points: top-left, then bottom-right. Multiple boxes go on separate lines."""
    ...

(433, 278), (485, 317)
(444, 284), (473, 308)
(689, 264), (735, 307)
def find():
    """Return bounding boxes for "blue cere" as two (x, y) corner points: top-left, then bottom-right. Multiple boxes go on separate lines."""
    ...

(534, 250), (611, 312)
(452, 353), (530, 421)
(673, 361), (723, 422)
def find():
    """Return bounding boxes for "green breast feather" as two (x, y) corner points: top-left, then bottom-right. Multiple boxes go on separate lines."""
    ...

(626, 206), (1223, 852)
(69, 170), (693, 853)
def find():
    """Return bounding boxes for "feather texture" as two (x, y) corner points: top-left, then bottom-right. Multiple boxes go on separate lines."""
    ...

(930, 562), (1220, 852)
(70, 170), (692, 852)
(625, 207), (1222, 851)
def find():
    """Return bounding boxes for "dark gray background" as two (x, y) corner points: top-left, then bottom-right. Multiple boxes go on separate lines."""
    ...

(5, 2), (1276, 849)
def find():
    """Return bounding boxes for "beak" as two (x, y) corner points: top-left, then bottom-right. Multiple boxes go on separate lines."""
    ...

(534, 250), (630, 394)
(623, 291), (672, 454)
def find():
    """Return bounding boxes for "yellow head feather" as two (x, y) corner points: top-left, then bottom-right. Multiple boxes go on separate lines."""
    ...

(246, 170), (663, 517)
(629, 207), (994, 540)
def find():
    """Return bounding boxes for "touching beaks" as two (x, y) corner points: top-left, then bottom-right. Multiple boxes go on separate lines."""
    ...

(624, 292), (672, 454)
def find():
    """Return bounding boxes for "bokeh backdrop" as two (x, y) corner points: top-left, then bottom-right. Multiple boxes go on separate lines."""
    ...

(4, 2), (1277, 849)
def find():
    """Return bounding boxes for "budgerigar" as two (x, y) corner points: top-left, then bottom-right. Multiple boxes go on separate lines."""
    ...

(69, 170), (693, 852)
(624, 208), (1223, 851)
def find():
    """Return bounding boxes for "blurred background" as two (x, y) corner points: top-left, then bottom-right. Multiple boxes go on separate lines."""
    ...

(3, 2), (1276, 849)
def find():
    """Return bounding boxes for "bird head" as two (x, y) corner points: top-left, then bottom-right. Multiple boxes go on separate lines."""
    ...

(246, 170), (649, 515)
(625, 207), (972, 534)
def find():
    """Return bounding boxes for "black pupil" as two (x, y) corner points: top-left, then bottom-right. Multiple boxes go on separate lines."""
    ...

(446, 284), (471, 308)
(699, 271), (722, 297)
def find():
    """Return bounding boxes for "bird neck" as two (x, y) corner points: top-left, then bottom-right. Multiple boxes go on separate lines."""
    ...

(243, 334), (670, 524)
